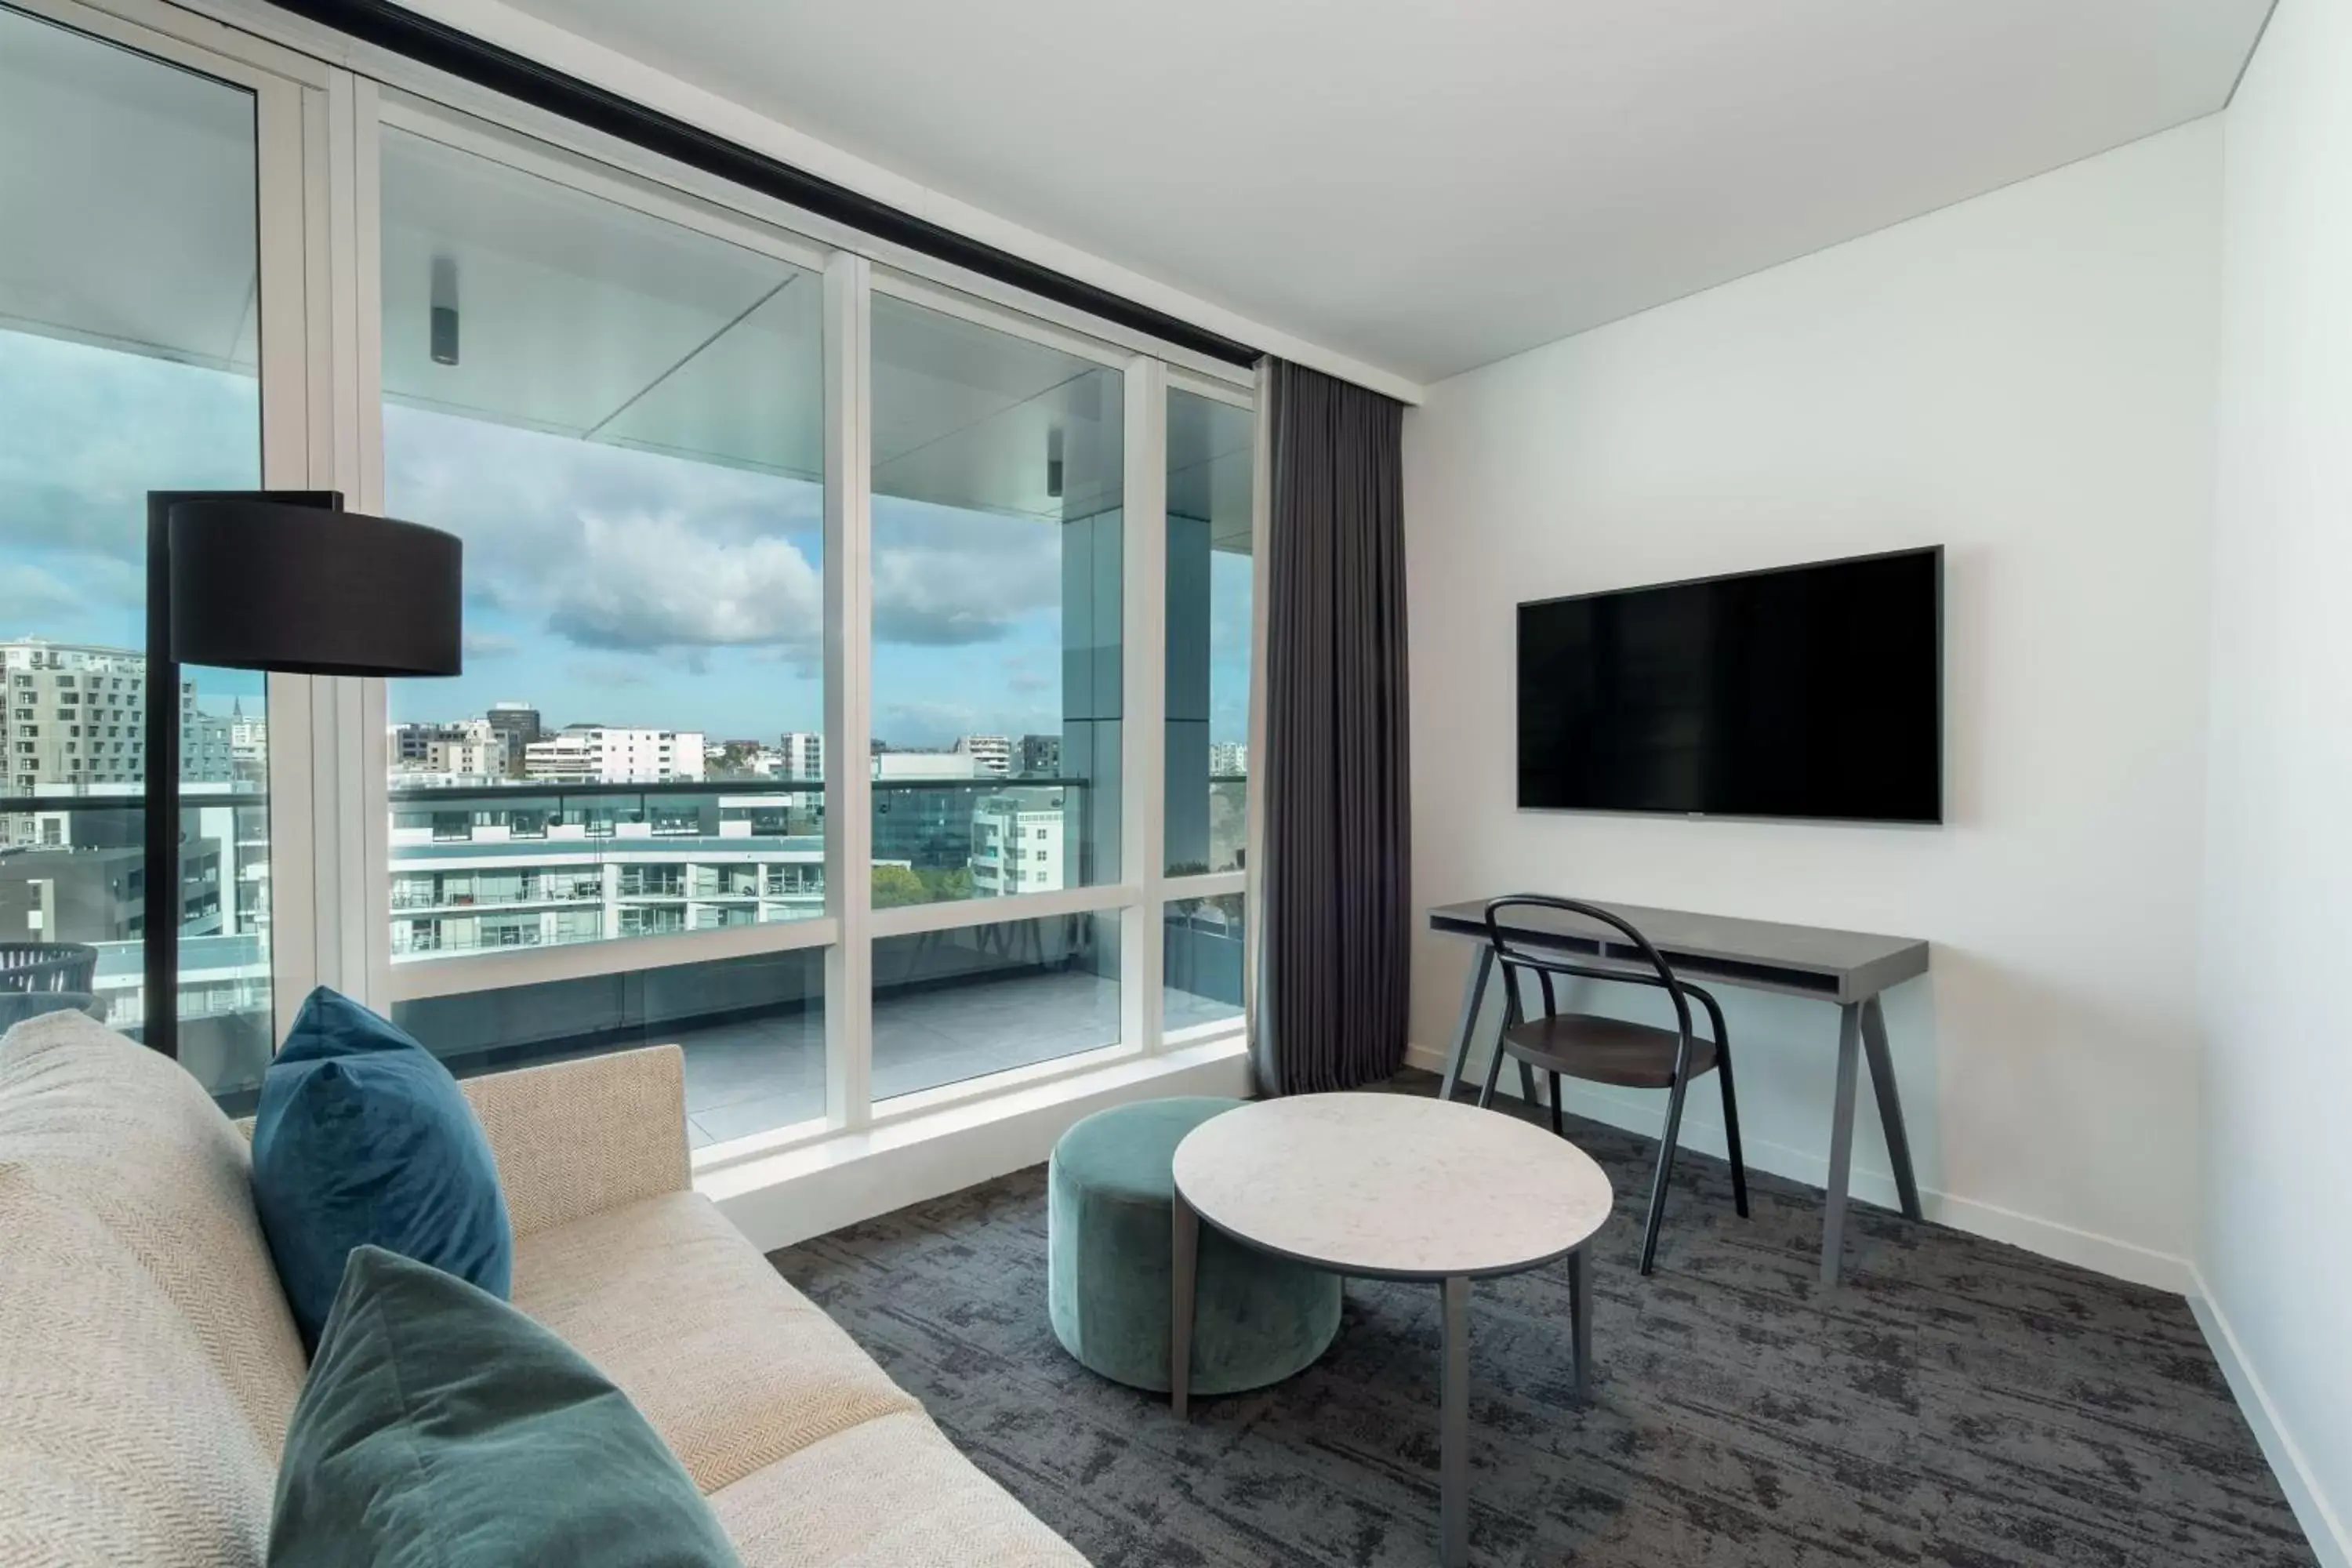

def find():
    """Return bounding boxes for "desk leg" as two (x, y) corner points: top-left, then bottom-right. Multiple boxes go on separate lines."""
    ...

(1820, 1004), (1864, 1288)
(1437, 946), (1494, 1103)
(1171, 1191), (1198, 1419)
(1439, 1275), (1470, 1568)
(1860, 995), (1924, 1222)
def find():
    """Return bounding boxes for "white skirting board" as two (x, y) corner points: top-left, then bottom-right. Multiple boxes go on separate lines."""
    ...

(2189, 1279), (2351, 1568)
(1399, 1043), (2194, 1294)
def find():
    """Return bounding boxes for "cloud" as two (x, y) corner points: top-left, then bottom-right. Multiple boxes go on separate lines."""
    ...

(563, 659), (650, 689)
(1003, 659), (1051, 696)
(0, 564), (93, 630)
(463, 630), (520, 659)
(543, 511), (821, 653)
(879, 698), (981, 749)
(383, 403), (827, 662)
(871, 496), (1062, 648)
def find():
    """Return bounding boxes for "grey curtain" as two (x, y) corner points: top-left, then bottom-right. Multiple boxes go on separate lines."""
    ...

(1253, 360), (1411, 1096)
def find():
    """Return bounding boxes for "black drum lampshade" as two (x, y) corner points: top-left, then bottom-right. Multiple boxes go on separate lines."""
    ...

(168, 498), (463, 677)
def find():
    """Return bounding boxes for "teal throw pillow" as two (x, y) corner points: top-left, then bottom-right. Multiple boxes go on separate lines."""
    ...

(252, 985), (511, 1350)
(270, 1245), (742, 1568)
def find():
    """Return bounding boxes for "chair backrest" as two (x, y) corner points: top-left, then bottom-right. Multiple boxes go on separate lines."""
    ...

(1480, 895), (1693, 1039)
(0, 942), (98, 995)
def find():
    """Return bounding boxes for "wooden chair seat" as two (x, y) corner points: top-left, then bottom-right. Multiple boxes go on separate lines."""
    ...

(1499, 1012), (1719, 1089)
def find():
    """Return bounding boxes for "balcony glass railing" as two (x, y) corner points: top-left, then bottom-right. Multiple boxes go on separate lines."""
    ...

(385, 775), (1098, 959)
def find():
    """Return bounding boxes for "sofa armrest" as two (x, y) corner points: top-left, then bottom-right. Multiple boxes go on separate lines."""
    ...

(459, 1045), (692, 1239)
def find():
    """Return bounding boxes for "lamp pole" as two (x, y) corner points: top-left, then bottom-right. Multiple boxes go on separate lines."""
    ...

(141, 490), (340, 1060)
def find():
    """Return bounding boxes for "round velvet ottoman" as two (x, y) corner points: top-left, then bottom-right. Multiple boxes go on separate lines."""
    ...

(1047, 1096), (1341, 1396)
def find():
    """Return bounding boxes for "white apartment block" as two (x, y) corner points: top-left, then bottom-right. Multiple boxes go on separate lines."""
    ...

(1209, 741), (1248, 778)
(971, 794), (1065, 897)
(873, 751), (981, 782)
(228, 706), (267, 770)
(779, 731), (823, 781)
(524, 725), (706, 784)
(953, 734), (1012, 775)
(387, 802), (822, 957)
(426, 735), (504, 779)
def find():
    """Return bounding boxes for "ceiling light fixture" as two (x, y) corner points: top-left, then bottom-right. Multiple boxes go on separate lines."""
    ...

(430, 255), (459, 366)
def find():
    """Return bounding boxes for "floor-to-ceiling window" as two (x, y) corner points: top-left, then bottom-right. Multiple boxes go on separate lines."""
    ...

(862, 292), (1131, 1098)
(373, 111), (831, 1145)
(0, 3), (280, 1098)
(351, 98), (1258, 1150)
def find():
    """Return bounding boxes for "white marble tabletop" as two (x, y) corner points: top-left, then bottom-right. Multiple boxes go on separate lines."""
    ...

(1171, 1094), (1613, 1279)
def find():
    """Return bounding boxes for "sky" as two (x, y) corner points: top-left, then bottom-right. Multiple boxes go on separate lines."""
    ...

(1, 328), (1252, 753)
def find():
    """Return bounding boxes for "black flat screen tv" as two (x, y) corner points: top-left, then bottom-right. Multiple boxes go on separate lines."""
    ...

(1517, 546), (1943, 823)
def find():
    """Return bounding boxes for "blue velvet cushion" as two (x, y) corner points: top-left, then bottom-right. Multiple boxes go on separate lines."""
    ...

(252, 987), (511, 1351)
(270, 1245), (742, 1568)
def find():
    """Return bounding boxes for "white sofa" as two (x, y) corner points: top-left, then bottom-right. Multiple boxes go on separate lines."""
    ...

(0, 1010), (1086, 1566)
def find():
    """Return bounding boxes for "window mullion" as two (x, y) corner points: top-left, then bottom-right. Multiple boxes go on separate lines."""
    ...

(824, 249), (875, 1132)
(1123, 356), (1168, 1054)
(1243, 359), (1272, 1048)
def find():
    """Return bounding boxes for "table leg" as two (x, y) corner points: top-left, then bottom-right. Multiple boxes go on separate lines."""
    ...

(1437, 946), (1494, 1103)
(1171, 1189), (1198, 1419)
(1860, 995), (1924, 1221)
(1439, 1275), (1470, 1568)
(1820, 1003), (1863, 1288)
(1568, 1247), (1592, 1403)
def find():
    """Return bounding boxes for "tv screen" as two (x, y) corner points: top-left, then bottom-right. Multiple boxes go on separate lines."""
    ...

(1518, 547), (1942, 823)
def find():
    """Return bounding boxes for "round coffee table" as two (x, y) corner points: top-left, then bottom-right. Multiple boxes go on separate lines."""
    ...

(1171, 1094), (1612, 1567)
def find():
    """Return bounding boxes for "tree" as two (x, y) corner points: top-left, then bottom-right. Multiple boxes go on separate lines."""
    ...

(917, 865), (974, 903)
(871, 864), (928, 909)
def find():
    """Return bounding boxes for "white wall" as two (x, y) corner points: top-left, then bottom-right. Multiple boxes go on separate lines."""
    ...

(1402, 120), (2223, 1288)
(2197, 0), (2352, 1556)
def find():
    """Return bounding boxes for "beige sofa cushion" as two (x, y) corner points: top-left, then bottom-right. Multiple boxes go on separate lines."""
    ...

(0, 1011), (307, 1450)
(511, 1189), (921, 1494)
(710, 1411), (1086, 1568)
(0, 1167), (279, 1568)
(459, 1045), (692, 1238)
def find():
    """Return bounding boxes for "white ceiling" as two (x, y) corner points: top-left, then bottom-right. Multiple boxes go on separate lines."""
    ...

(0, 5), (258, 369)
(495, 0), (2271, 385)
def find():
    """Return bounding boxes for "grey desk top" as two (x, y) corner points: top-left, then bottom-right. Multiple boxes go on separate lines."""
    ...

(1427, 898), (1929, 1004)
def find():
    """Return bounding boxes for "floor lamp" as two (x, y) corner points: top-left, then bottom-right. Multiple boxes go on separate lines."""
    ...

(143, 490), (462, 1059)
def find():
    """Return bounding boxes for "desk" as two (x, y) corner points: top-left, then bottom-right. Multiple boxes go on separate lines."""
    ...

(1428, 898), (1930, 1286)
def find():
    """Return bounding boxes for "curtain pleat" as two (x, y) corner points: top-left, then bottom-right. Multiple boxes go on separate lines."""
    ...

(1253, 360), (1410, 1096)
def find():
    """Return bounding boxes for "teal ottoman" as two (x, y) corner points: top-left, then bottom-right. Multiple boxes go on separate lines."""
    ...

(1047, 1097), (1341, 1396)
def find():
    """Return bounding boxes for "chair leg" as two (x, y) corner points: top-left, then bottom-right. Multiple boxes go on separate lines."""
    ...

(1548, 1071), (1565, 1137)
(1517, 1057), (1539, 1112)
(1717, 1046), (1751, 1219)
(1477, 1038), (1508, 1109)
(1642, 1069), (1693, 1276)
(1479, 967), (1519, 1110)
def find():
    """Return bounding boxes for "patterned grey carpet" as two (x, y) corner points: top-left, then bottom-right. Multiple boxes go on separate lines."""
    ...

(768, 1073), (2315, 1567)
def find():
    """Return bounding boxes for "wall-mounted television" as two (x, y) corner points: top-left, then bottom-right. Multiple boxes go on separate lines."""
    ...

(1517, 546), (1943, 824)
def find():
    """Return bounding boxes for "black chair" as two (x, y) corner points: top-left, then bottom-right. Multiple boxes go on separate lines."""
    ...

(0, 942), (97, 996)
(1477, 897), (1748, 1274)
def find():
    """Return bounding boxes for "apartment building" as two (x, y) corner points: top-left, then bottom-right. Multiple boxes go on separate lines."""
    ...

(523, 725), (706, 784)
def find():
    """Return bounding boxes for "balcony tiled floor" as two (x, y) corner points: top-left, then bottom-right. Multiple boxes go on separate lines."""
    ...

(677, 971), (1241, 1147)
